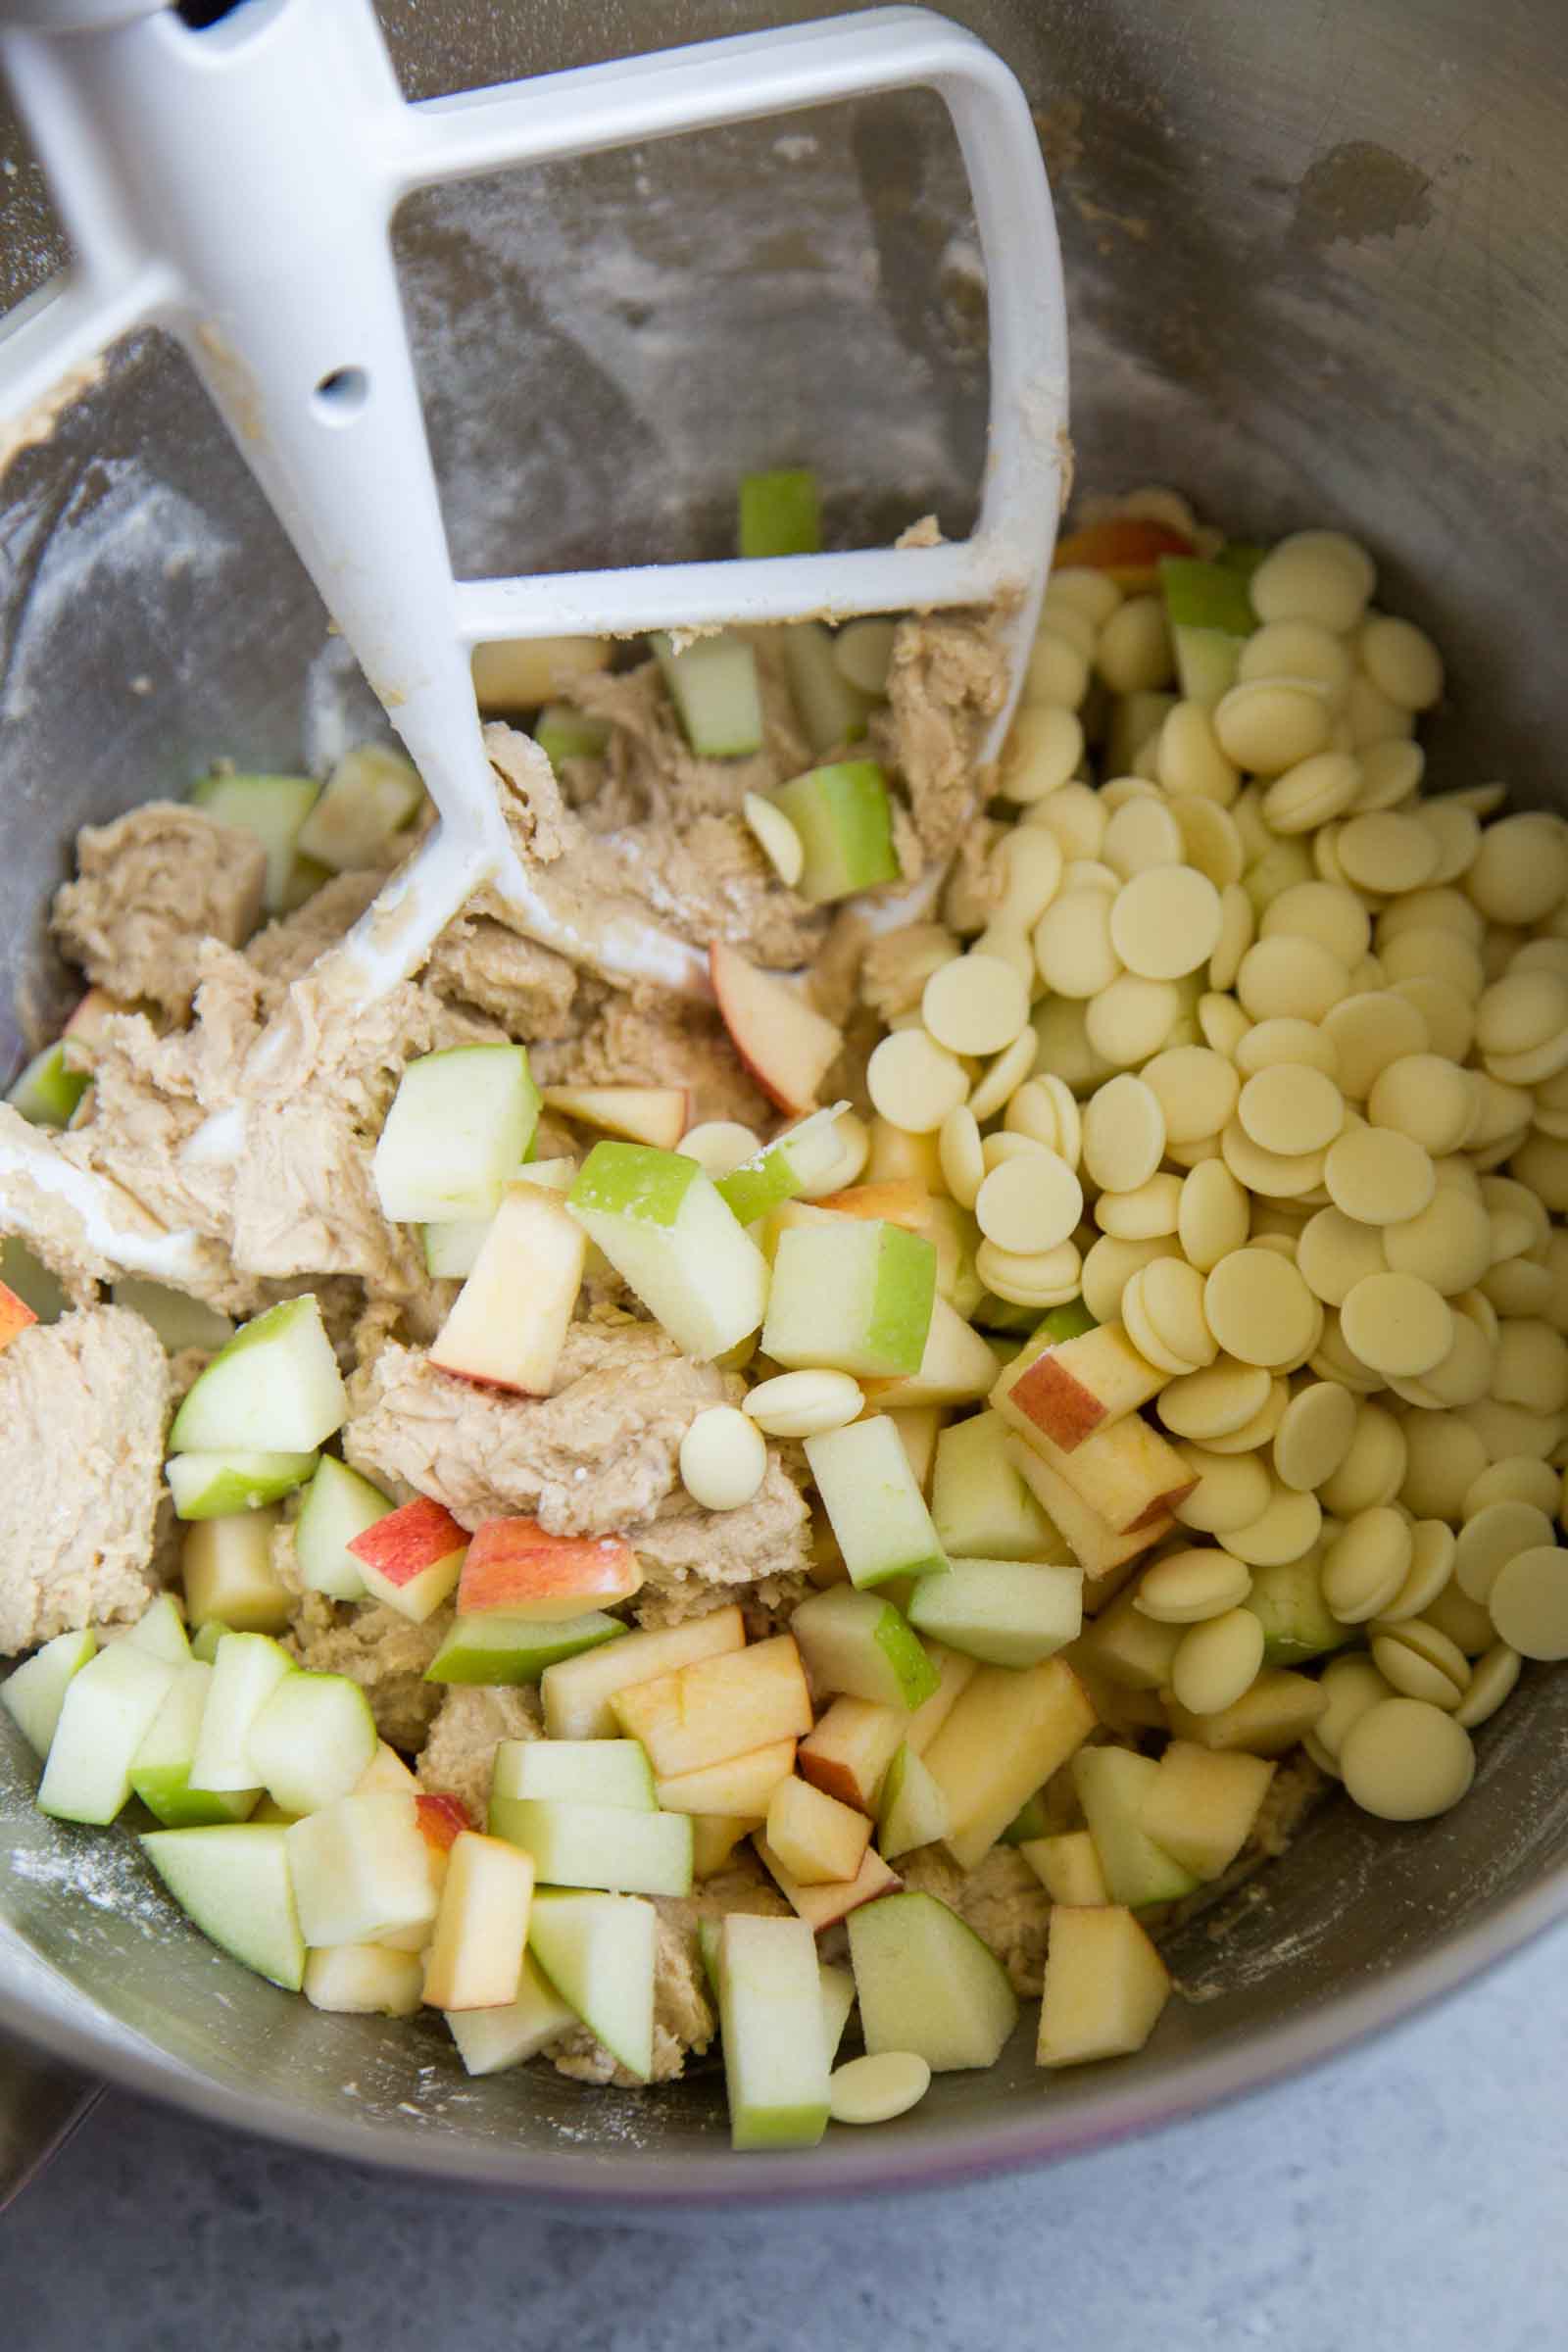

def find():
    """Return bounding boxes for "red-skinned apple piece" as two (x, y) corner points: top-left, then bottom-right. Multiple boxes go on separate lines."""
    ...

(995, 1322), (1169, 1453)
(347, 1496), (468, 1623)
(457, 1518), (642, 1625)
(1052, 516), (1195, 588)
(808, 1182), (928, 1229)
(710, 941), (843, 1116)
(416, 1791), (469, 1851)
(0, 1275), (38, 1352)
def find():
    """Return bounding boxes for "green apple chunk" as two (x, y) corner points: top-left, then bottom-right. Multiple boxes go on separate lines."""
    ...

(246, 1671), (378, 1816)
(819, 1960), (857, 2063)
(189, 771), (320, 912)
(489, 1796), (693, 1897)
(304, 1943), (423, 2018)
(447, 1952), (579, 2075)
(1244, 1554), (1356, 1668)
(294, 1455), (392, 1602)
(860, 1293), (998, 1408)
(1000, 1791), (1052, 1845)
(189, 1633), (293, 1795)
(717, 1911), (831, 2152)
(533, 705), (612, 772)
(1158, 556), (1257, 710)
(1070, 1747), (1200, 1909)
(425, 1610), (626, 1687)
(790, 1586), (939, 1712)
(781, 622), (871, 756)
(906, 1556), (1084, 1670)
(7, 1041), (89, 1128)
(190, 1621), (229, 1665)
(491, 1737), (655, 1810)
(181, 1508), (292, 1636)
(166, 1448), (318, 1520)
(766, 760), (900, 903)
(169, 1295), (347, 1455)
(295, 744), (423, 871)
(847, 1890), (1018, 2071)
(285, 1791), (439, 1947)
(931, 1411), (1064, 1562)
(111, 1279), (235, 1354)
(805, 1415), (949, 1590)
(876, 1740), (951, 1860)
(714, 1103), (850, 1226)
(428, 1181), (586, 1395)
(2, 1626), (96, 1757)
(141, 1823), (306, 1989)
(37, 1643), (177, 1823)
(528, 1888), (657, 2082)
(123, 1592), (192, 1665)
(567, 1142), (768, 1361)
(652, 630), (763, 758)
(739, 466), (821, 559)
(373, 1044), (540, 1225)
(131, 1660), (257, 1828)
(762, 1218), (936, 1379)
(422, 1214), (492, 1280)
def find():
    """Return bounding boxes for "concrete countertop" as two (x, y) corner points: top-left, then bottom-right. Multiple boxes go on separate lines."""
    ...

(10, 1919), (1566, 2351)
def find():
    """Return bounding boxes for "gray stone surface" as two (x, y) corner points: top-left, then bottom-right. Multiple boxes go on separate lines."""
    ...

(11, 1921), (1567, 2351)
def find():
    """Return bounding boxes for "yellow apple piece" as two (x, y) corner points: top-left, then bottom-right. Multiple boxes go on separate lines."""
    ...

(765, 1775), (874, 1886)
(1139, 1741), (1277, 1882)
(304, 1943), (424, 2019)
(993, 1320), (1168, 1452)
(1006, 1437), (1173, 1588)
(1163, 1667), (1327, 1756)
(427, 1183), (586, 1396)
(1037, 1904), (1172, 2068)
(355, 1742), (422, 1796)
(181, 1506), (293, 1636)
(1010, 1411), (1196, 1535)
(540, 1604), (745, 1740)
(1070, 1588), (1184, 1690)
(690, 1814), (762, 1879)
(797, 1695), (906, 1812)
(609, 1635), (812, 1778)
(541, 1085), (690, 1151)
(754, 1834), (902, 1931)
(860, 1293), (1000, 1409)
(421, 1830), (535, 2010)
(1019, 1830), (1110, 1906)
(652, 1738), (798, 1817)
(923, 1656), (1098, 1872)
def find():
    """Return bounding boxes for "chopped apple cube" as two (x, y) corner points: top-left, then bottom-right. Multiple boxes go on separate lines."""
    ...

(528, 1888), (657, 2080)
(903, 1643), (978, 1757)
(713, 1103), (851, 1226)
(285, 1791), (440, 1947)
(489, 1796), (693, 1897)
(924, 1657), (1098, 1872)
(1070, 1747), (1200, 1908)
(609, 1635), (811, 1779)
(457, 1518), (640, 1624)
(567, 1142), (768, 1361)
(789, 1586), (939, 1712)
(295, 1455), (392, 1602)
(304, 1942), (424, 2018)
(166, 1448), (318, 1520)
(781, 620), (872, 755)
(347, 1495), (467, 1623)
(426, 1610), (626, 1687)
(542, 1085), (689, 1151)
(122, 1592), (192, 1666)
(246, 1671), (378, 1816)
(1244, 1555), (1355, 1669)
(876, 1740), (951, 1859)
(739, 466), (821, 558)
(421, 1214), (494, 1282)
(691, 1813), (761, 1879)
(428, 1184), (586, 1396)
(761, 1219), (935, 1380)
(1160, 554), (1257, 709)
(446, 1951), (578, 2073)
(295, 743), (422, 870)
(906, 1555), (1084, 1669)
(141, 1823), (305, 1990)
(0, 1274), (37, 1352)
(7, 1040), (89, 1127)
(798, 1695), (906, 1813)
(181, 1507), (292, 1635)
(754, 1834), (902, 1932)
(539, 1606), (745, 1740)
(1140, 1741), (1277, 1882)
(820, 1959), (858, 2062)
(492, 1737), (655, 1810)
(1037, 1905), (1172, 2068)
(767, 760), (900, 904)
(858, 1293), (998, 1410)
(765, 1775), (873, 1886)
(1163, 1668), (1327, 1757)
(533, 705), (612, 771)
(652, 1739), (797, 1818)
(470, 633), (609, 710)
(847, 1890), (1018, 2071)
(2, 1626), (96, 1756)
(189, 1632), (293, 1795)
(1070, 1587), (1185, 1691)
(1053, 513), (1194, 584)
(372, 1044), (541, 1224)
(652, 629), (763, 757)
(355, 1741), (421, 1796)
(131, 1660), (256, 1828)
(932, 1411), (1064, 1561)
(1006, 1437), (1174, 1589)
(710, 942), (844, 1117)
(717, 1911), (831, 2152)
(189, 770), (318, 910)
(169, 1294), (347, 1454)
(1009, 1411), (1196, 1536)
(994, 1321), (1168, 1453)
(1019, 1830), (1110, 1906)
(887, 1404), (944, 1493)
(420, 1830), (535, 2009)
(806, 1415), (949, 1590)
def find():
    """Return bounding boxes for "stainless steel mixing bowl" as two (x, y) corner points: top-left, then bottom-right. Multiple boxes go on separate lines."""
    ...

(4, 0), (1568, 2204)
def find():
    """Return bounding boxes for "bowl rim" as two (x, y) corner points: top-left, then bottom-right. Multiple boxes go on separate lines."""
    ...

(4, 1862), (1565, 2203)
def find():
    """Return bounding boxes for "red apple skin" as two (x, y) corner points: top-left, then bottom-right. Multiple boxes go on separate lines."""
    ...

(458, 1518), (639, 1616)
(416, 1791), (469, 1850)
(1053, 516), (1194, 589)
(811, 1182), (927, 1229)
(1009, 1356), (1106, 1451)
(348, 1495), (468, 1587)
(0, 1277), (38, 1354)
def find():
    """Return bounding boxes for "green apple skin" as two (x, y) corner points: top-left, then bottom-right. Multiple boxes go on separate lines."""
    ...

(931, 1411), (1061, 1562)
(762, 1218), (937, 1379)
(246, 1671), (379, 1817)
(131, 1661), (257, 1828)
(7, 1041), (89, 1128)
(167, 1449), (318, 1520)
(716, 1912), (831, 2151)
(294, 1455), (393, 1601)
(169, 1294), (346, 1456)
(789, 1586), (939, 1712)
(373, 1044), (541, 1225)
(141, 1823), (306, 1989)
(528, 1889), (657, 2082)
(492, 1737), (655, 1810)
(767, 760), (900, 903)
(37, 1643), (177, 1825)
(567, 1143), (767, 1361)
(781, 623), (871, 757)
(847, 1890), (1018, 2072)
(425, 1610), (626, 1686)
(1000, 1791), (1052, 1845)
(714, 1104), (846, 1226)
(651, 631), (764, 759)
(739, 467), (821, 560)
(876, 1740), (950, 1859)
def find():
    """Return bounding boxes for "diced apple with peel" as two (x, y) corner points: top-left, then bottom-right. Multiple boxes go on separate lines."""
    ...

(876, 1740), (951, 1860)
(761, 1218), (935, 1380)
(286, 1792), (441, 1948)
(1071, 1589), (1184, 1692)
(691, 1813), (762, 1879)
(540, 1606), (745, 1740)
(1160, 554), (1258, 710)
(425, 1610), (626, 1688)
(716, 1912), (831, 2152)
(766, 760), (901, 905)
(566, 1141), (768, 1362)
(534, 705), (612, 771)
(2, 1626), (96, 1756)
(37, 1643), (177, 1824)
(246, 1671), (379, 1816)
(541, 1085), (689, 1151)
(0, 1275), (36, 1353)
(305, 1943), (424, 2019)
(1053, 513), (1194, 587)
(848, 1890), (1018, 2072)
(457, 1518), (641, 1625)
(907, 1556), (1084, 1670)
(169, 1295), (346, 1455)
(805, 1415), (949, 1590)
(187, 1632), (292, 1795)
(131, 1660), (256, 1828)
(347, 1495), (467, 1623)
(781, 619), (872, 755)
(903, 1643), (978, 1758)
(610, 1635), (812, 1779)
(754, 1834), (902, 1933)
(372, 1044), (541, 1225)
(427, 1184), (586, 1396)
(1139, 1742), (1277, 1883)
(189, 770), (319, 911)
(295, 743), (423, 871)
(923, 1657), (1098, 1872)
(492, 1738), (655, 1811)
(798, 1696), (906, 1813)
(714, 1102), (851, 1226)
(790, 1587), (938, 1713)
(140, 1824), (305, 1990)
(418, 1830), (535, 2009)
(295, 1455), (392, 1602)
(1037, 1905), (1172, 2069)
(1163, 1668), (1327, 1757)
(446, 1951), (578, 2074)
(859, 1294), (998, 1410)
(528, 1888), (657, 2080)
(1009, 1412), (1197, 1537)
(1020, 1830), (1110, 1907)
(653, 1739), (797, 1818)
(1070, 1747), (1200, 1908)
(994, 1321), (1169, 1453)
(931, 1411), (1064, 1563)
(710, 942), (844, 1117)
(489, 1796), (693, 1897)
(765, 1775), (873, 1886)
(182, 1508), (293, 1635)
(8, 1040), (89, 1127)
(1006, 1438), (1173, 1589)
(470, 632), (610, 711)
(166, 1449), (318, 1520)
